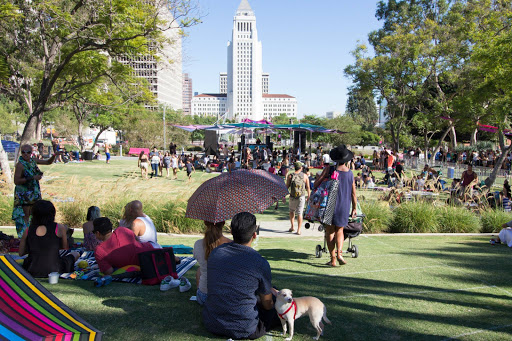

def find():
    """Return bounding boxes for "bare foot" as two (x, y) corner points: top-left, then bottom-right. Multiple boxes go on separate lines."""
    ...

(288, 227), (295, 232)
(296, 230), (301, 235)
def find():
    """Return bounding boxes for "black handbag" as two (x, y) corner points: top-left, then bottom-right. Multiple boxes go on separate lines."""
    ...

(138, 247), (177, 285)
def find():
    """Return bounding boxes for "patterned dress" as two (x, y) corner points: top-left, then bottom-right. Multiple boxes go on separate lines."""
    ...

(12, 157), (42, 237)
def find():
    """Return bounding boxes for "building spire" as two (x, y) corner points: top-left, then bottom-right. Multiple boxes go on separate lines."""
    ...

(236, 0), (254, 16)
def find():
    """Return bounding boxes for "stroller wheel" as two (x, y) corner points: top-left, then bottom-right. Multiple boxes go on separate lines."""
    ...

(305, 222), (311, 230)
(351, 245), (359, 258)
(315, 245), (323, 258)
(318, 225), (324, 232)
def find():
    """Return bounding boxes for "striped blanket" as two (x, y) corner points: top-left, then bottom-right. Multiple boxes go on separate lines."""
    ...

(0, 255), (102, 340)
(59, 250), (197, 285)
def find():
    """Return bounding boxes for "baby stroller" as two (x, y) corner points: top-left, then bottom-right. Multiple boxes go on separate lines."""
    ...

(304, 201), (364, 259)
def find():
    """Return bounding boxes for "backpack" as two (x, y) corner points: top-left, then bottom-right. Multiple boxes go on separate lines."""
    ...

(290, 172), (305, 198)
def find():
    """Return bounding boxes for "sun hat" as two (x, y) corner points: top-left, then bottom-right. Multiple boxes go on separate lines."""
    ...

(329, 145), (354, 164)
(294, 161), (303, 170)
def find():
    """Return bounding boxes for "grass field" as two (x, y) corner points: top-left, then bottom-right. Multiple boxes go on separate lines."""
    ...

(2, 228), (510, 341)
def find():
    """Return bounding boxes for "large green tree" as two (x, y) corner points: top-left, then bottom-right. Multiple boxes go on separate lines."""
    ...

(345, 87), (378, 130)
(0, 0), (198, 155)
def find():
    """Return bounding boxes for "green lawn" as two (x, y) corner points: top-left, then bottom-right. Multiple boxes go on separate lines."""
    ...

(2, 228), (511, 341)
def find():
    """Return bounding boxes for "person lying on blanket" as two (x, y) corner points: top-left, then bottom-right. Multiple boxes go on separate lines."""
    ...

(19, 200), (80, 278)
(93, 217), (180, 276)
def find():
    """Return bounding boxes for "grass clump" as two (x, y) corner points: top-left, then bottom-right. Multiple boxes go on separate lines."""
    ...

(438, 206), (480, 233)
(480, 209), (512, 233)
(389, 201), (440, 233)
(360, 201), (391, 233)
(0, 196), (13, 225)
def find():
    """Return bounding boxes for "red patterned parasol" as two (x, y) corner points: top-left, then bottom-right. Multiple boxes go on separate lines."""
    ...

(185, 169), (288, 223)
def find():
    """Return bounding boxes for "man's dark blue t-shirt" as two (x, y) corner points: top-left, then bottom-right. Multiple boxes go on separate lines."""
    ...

(202, 242), (272, 339)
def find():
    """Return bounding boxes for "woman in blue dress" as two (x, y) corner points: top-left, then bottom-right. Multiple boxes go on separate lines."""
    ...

(327, 145), (358, 267)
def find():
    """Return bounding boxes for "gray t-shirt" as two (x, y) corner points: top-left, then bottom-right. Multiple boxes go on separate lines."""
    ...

(202, 242), (272, 339)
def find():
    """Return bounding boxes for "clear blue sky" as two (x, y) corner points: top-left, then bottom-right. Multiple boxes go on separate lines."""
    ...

(183, 0), (382, 119)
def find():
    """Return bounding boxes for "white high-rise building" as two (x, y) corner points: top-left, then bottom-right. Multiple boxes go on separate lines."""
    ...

(192, 0), (296, 120)
(117, 5), (182, 111)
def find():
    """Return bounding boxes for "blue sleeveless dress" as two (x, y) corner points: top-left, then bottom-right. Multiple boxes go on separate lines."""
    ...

(332, 170), (354, 228)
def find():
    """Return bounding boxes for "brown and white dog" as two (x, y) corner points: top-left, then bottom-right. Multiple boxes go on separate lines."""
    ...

(272, 288), (331, 340)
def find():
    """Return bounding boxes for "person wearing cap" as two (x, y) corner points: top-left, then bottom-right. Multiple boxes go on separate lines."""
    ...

(286, 161), (311, 235)
(326, 145), (358, 267)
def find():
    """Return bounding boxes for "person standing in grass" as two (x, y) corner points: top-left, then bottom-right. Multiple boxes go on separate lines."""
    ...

(150, 147), (160, 178)
(326, 145), (357, 267)
(138, 151), (149, 179)
(13, 144), (61, 237)
(104, 143), (111, 164)
(171, 153), (179, 180)
(186, 158), (195, 183)
(163, 151), (171, 177)
(193, 221), (231, 306)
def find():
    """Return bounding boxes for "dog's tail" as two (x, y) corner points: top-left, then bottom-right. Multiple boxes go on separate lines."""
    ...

(322, 305), (332, 325)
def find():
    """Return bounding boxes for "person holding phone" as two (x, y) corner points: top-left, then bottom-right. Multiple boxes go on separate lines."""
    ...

(13, 144), (60, 237)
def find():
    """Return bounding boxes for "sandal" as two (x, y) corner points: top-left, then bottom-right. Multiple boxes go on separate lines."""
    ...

(288, 228), (295, 232)
(325, 261), (336, 267)
(337, 256), (347, 265)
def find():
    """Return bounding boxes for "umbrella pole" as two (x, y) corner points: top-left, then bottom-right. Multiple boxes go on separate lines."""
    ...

(309, 131), (312, 156)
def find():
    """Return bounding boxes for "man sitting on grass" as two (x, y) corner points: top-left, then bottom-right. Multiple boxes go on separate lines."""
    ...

(93, 217), (179, 275)
(202, 212), (279, 339)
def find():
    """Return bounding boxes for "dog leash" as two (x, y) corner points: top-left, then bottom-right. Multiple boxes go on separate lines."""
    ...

(278, 300), (297, 320)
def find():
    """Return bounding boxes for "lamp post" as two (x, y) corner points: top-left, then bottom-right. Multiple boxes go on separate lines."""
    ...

(163, 106), (166, 151)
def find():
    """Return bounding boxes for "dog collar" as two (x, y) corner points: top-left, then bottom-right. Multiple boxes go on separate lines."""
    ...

(278, 300), (297, 320)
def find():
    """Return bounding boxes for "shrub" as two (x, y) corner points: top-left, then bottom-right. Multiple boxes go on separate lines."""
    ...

(186, 146), (203, 152)
(360, 201), (391, 233)
(58, 202), (86, 228)
(389, 201), (440, 233)
(480, 209), (512, 233)
(438, 206), (480, 233)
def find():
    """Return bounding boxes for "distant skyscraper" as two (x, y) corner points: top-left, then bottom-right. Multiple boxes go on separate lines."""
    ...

(117, 6), (182, 110)
(182, 73), (193, 115)
(325, 111), (341, 119)
(192, 0), (296, 120)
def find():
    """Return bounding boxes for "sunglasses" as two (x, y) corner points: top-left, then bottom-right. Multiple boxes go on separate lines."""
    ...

(21, 151), (32, 154)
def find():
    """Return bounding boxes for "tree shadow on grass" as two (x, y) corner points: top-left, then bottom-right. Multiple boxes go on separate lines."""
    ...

(259, 248), (319, 267)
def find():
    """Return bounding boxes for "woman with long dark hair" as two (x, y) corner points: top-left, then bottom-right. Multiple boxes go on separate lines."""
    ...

(193, 221), (231, 305)
(82, 206), (102, 251)
(18, 200), (79, 277)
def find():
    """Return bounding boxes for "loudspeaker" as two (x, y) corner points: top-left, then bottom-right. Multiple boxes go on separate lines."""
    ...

(204, 131), (218, 156)
(240, 135), (246, 146)
(265, 136), (271, 146)
(294, 131), (306, 152)
(238, 142), (242, 152)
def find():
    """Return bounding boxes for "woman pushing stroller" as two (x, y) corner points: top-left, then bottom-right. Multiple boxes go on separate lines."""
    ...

(325, 145), (357, 267)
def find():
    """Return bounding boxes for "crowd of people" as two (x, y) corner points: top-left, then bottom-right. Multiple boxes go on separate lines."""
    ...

(10, 140), (512, 340)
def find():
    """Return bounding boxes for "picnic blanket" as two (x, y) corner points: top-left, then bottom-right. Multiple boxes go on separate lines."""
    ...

(0, 255), (102, 340)
(59, 250), (197, 285)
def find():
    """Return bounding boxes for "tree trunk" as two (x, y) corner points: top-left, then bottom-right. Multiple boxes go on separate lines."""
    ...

(484, 130), (512, 189)
(429, 123), (453, 164)
(424, 131), (429, 161)
(36, 115), (43, 141)
(93, 127), (107, 148)
(470, 128), (478, 146)
(0, 134), (13, 186)
(449, 125), (457, 150)
(78, 120), (85, 152)
(17, 113), (39, 162)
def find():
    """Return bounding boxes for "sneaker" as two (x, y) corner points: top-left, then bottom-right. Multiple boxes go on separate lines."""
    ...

(160, 276), (180, 291)
(179, 277), (192, 292)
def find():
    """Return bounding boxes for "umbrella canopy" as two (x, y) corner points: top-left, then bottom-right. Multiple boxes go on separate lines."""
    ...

(185, 169), (288, 223)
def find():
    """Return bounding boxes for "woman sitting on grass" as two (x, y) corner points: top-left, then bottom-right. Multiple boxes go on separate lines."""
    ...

(19, 200), (79, 277)
(490, 221), (512, 247)
(82, 206), (102, 251)
(193, 221), (231, 305)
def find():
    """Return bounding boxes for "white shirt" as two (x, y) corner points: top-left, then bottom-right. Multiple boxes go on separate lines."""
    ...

(136, 215), (158, 245)
(500, 226), (512, 247)
(322, 154), (330, 163)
